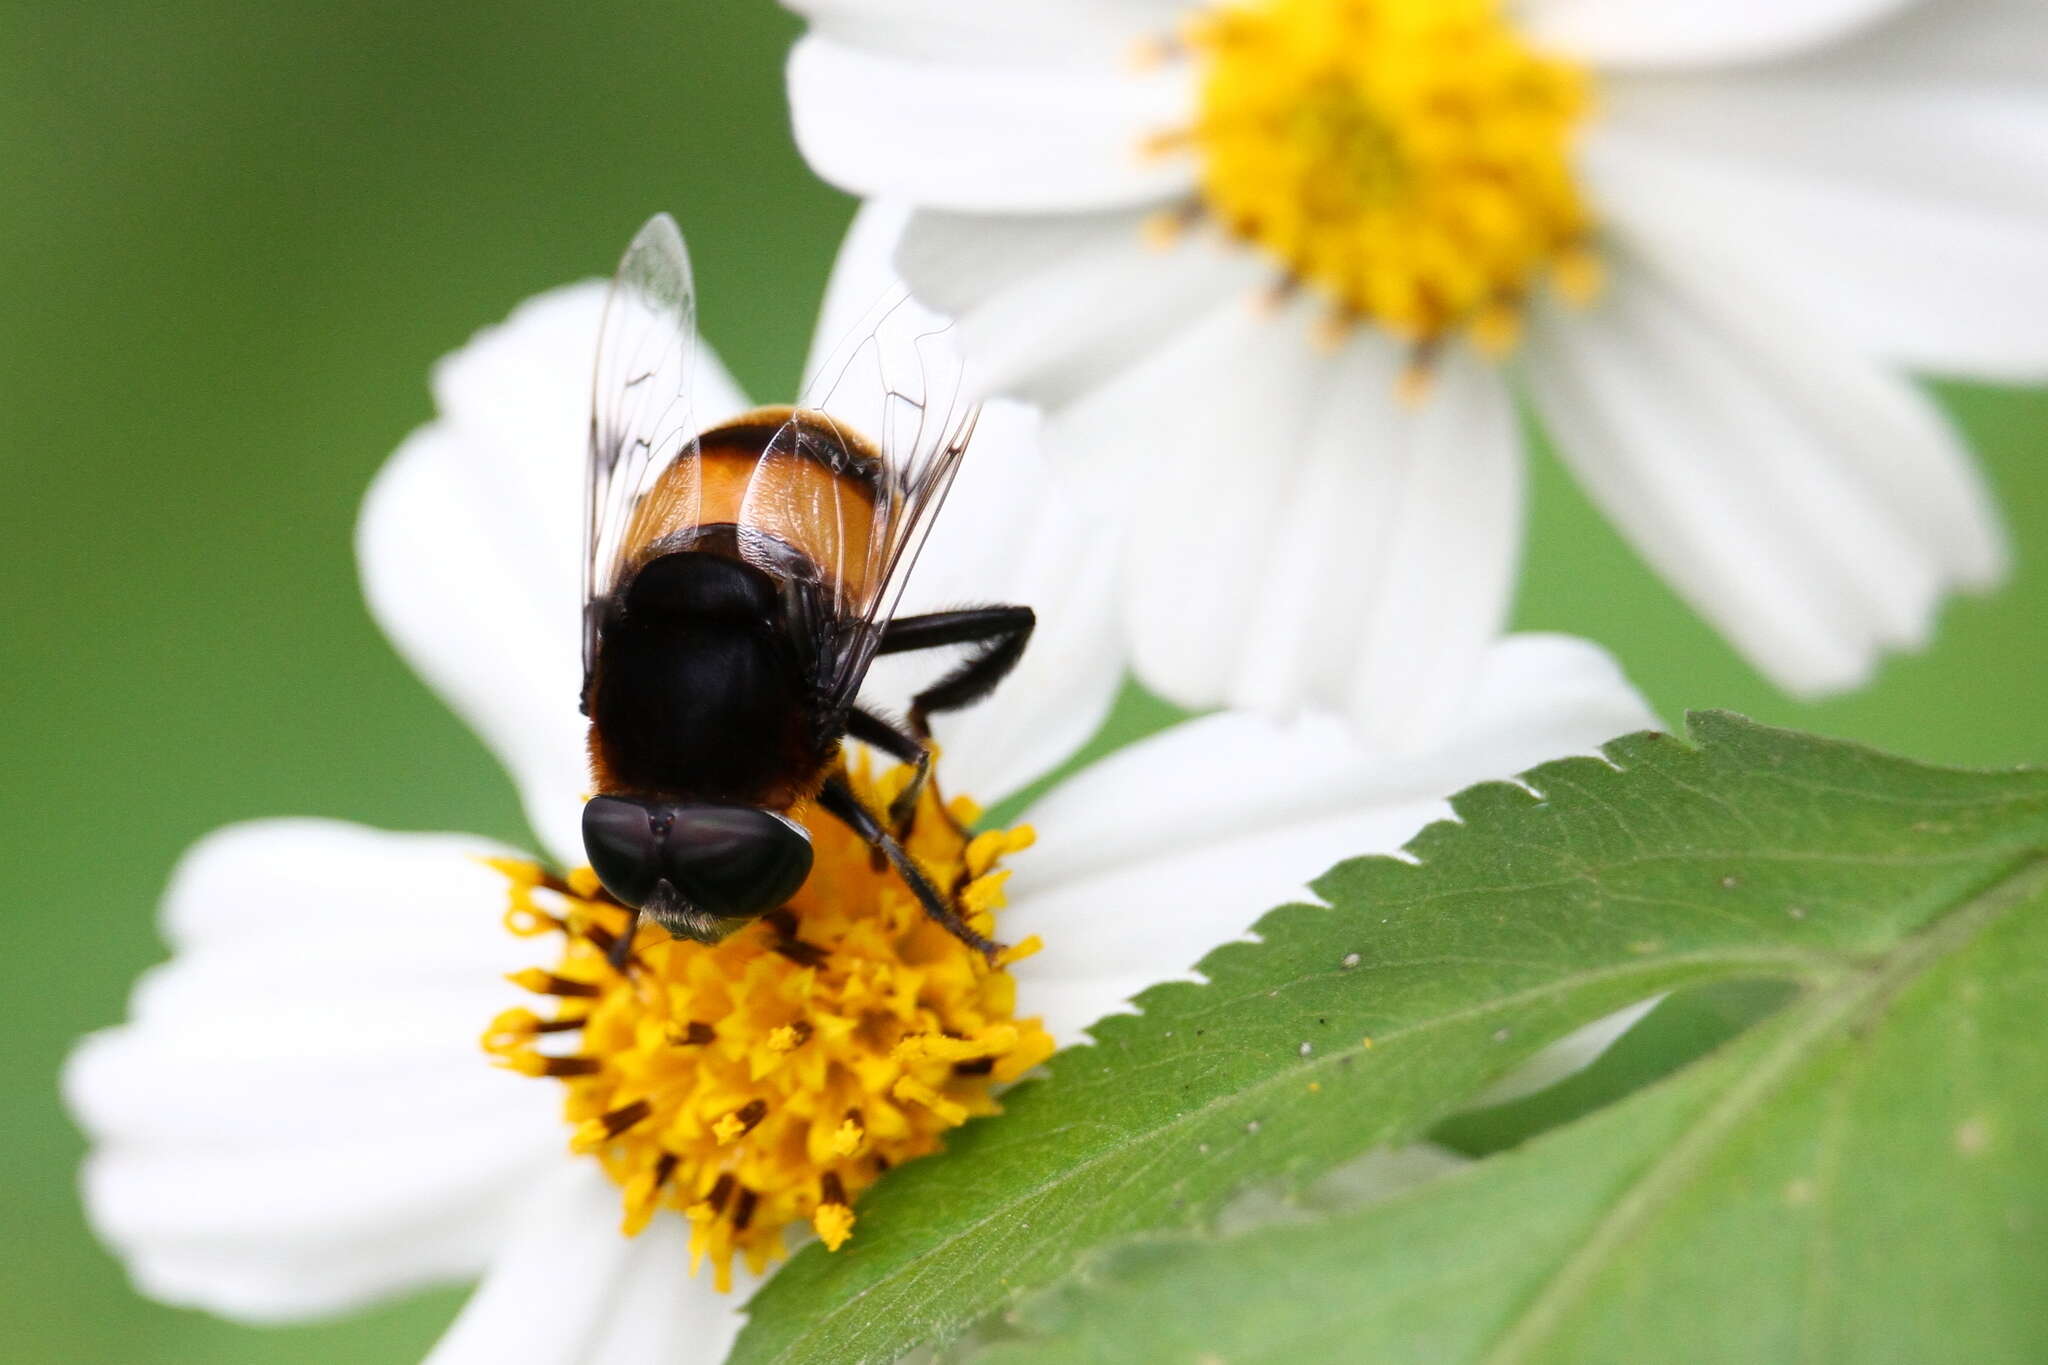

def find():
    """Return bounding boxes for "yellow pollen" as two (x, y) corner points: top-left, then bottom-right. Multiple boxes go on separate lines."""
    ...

(482, 757), (1054, 1293)
(1182, 0), (1597, 355)
(812, 1200), (856, 1252)
(830, 1117), (866, 1158)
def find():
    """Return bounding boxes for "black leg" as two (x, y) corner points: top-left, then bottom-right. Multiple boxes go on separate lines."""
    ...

(847, 706), (933, 850)
(871, 606), (1034, 833)
(877, 606), (1035, 738)
(846, 705), (925, 766)
(818, 772), (1002, 961)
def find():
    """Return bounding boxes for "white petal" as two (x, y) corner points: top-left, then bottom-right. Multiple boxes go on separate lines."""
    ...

(857, 401), (1125, 803)
(83, 1125), (550, 1322)
(1748, 0), (2048, 85)
(1216, 364), (1379, 721)
(572, 1214), (747, 1365)
(1046, 301), (1522, 745)
(1006, 635), (1657, 1044)
(787, 0), (1184, 62)
(428, 1165), (742, 1365)
(1110, 296), (1336, 713)
(1519, 0), (1914, 69)
(426, 1165), (620, 1365)
(156, 818), (515, 949)
(65, 821), (565, 1321)
(359, 285), (751, 864)
(1525, 249), (2006, 695)
(1590, 83), (2048, 382)
(1595, 81), (2048, 226)
(360, 419), (588, 865)
(897, 210), (1266, 408)
(787, 34), (1196, 212)
(802, 200), (913, 392)
(1221, 340), (1522, 741)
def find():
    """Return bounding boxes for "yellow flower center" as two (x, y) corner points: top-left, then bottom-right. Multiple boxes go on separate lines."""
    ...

(482, 759), (1052, 1292)
(1175, 0), (1598, 356)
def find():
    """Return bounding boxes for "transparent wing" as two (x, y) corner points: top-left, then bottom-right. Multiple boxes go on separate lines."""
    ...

(585, 213), (699, 689)
(746, 288), (980, 714)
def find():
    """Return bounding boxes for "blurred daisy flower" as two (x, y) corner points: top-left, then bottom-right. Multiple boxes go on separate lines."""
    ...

(64, 208), (1656, 1361)
(786, 0), (2038, 743)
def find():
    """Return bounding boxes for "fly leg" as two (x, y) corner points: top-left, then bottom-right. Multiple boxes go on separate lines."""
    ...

(818, 772), (1002, 962)
(847, 706), (933, 871)
(869, 606), (1035, 839)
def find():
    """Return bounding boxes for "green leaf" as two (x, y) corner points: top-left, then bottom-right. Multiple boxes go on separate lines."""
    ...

(731, 714), (2048, 1364)
(982, 863), (2048, 1363)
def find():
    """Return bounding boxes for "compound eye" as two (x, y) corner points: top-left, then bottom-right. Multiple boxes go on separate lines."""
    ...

(664, 807), (814, 920)
(582, 796), (664, 909)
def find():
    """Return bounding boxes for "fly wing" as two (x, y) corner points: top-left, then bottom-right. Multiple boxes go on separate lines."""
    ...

(744, 288), (979, 714)
(585, 213), (701, 698)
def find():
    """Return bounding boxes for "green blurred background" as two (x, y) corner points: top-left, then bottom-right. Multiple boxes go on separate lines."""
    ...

(3, 3), (2043, 1361)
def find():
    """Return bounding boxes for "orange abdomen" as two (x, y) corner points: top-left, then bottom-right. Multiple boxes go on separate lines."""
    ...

(620, 406), (886, 602)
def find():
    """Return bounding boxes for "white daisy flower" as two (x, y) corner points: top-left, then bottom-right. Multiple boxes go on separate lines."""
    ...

(63, 208), (1658, 1362)
(785, 0), (2035, 744)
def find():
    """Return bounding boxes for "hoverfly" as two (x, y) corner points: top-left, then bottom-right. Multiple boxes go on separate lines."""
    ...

(578, 214), (1033, 965)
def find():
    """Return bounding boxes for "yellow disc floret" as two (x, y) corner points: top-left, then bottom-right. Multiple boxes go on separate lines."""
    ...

(1182, 0), (1597, 352)
(482, 759), (1051, 1292)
